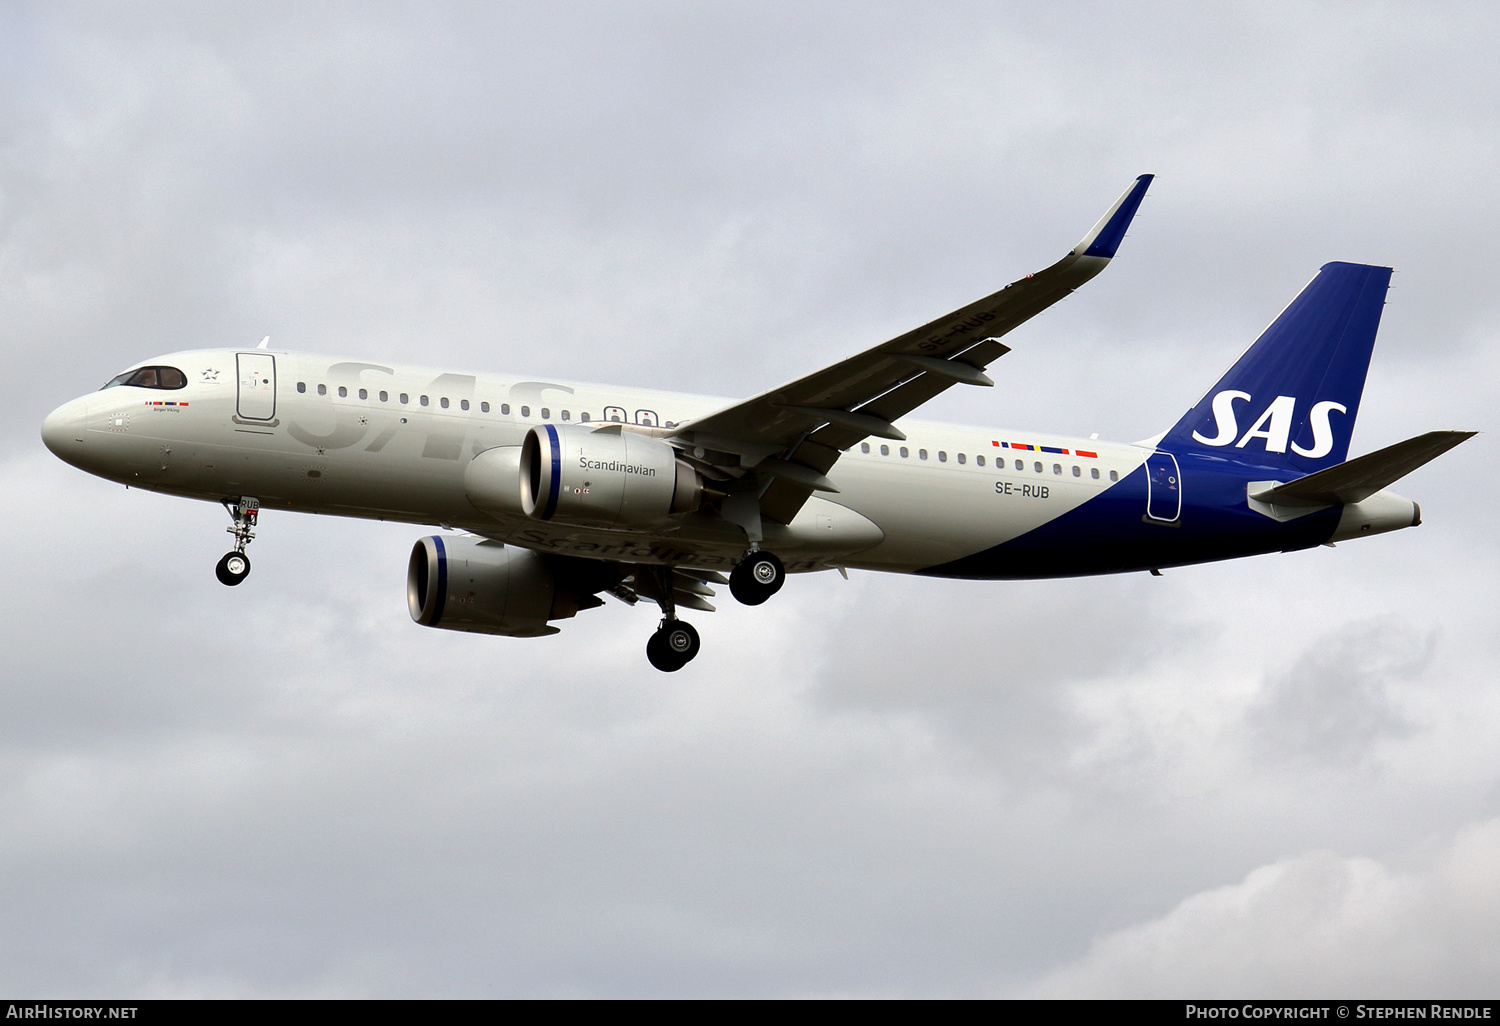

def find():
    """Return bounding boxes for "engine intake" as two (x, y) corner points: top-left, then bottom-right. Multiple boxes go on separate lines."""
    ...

(519, 423), (701, 528)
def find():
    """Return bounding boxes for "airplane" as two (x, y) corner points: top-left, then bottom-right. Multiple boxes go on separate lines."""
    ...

(41, 174), (1475, 671)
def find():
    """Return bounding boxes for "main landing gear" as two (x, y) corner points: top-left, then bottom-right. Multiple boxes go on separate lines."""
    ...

(635, 552), (785, 671)
(647, 618), (701, 673)
(729, 549), (785, 606)
(216, 496), (259, 587)
(640, 566), (702, 672)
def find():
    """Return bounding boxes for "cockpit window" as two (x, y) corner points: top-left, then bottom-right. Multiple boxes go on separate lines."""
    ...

(102, 366), (187, 390)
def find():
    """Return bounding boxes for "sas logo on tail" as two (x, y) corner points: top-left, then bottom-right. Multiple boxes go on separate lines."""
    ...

(1192, 391), (1346, 457)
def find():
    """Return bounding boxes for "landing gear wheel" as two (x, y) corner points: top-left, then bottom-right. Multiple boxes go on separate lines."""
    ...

(216, 551), (251, 586)
(646, 619), (700, 672)
(218, 497), (259, 587)
(730, 551), (785, 606)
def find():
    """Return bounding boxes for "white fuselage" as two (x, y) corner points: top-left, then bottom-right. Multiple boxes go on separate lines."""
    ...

(42, 348), (1149, 575)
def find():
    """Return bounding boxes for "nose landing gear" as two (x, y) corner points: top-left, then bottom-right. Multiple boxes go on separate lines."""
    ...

(216, 496), (259, 586)
(215, 550), (251, 586)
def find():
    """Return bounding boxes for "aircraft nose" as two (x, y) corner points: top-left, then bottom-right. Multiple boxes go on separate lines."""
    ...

(41, 397), (88, 459)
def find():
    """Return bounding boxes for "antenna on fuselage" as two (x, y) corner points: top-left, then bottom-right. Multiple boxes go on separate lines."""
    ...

(257, 336), (270, 350)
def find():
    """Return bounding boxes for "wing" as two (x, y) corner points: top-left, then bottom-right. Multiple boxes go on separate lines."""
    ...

(673, 174), (1155, 527)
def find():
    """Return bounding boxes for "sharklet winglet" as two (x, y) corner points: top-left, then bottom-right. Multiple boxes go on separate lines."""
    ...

(1075, 174), (1154, 259)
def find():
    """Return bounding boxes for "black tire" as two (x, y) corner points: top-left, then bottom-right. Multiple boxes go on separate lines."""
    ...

(215, 551), (251, 587)
(646, 631), (682, 672)
(646, 619), (699, 671)
(729, 551), (785, 606)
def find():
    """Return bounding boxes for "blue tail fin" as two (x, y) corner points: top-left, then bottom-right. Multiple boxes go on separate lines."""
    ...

(1159, 261), (1392, 474)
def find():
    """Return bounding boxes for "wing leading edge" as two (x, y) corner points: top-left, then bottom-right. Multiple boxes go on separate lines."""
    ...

(674, 174), (1155, 527)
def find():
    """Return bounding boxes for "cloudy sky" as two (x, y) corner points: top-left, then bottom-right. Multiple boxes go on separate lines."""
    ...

(3, 1), (1499, 997)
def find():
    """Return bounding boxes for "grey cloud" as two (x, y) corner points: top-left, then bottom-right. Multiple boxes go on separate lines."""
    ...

(1027, 818), (1500, 998)
(814, 572), (1192, 772)
(1247, 618), (1434, 766)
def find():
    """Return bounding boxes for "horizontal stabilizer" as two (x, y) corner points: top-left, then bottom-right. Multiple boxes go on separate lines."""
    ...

(1253, 430), (1475, 506)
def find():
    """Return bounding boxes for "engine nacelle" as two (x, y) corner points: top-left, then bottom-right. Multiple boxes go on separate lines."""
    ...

(407, 535), (563, 637)
(519, 423), (701, 528)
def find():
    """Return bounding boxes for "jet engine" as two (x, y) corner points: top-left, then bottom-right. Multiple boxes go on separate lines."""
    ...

(407, 535), (607, 637)
(519, 423), (701, 528)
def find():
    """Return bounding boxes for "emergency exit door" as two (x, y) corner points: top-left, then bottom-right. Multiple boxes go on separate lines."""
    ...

(236, 353), (277, 421)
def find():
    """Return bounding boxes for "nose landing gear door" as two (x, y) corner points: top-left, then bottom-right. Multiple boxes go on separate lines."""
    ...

(236, 353), (277, 422)
(1146, 450), (1181, 523)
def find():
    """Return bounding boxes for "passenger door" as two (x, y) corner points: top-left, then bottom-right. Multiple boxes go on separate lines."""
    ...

(236, 353), (277, 421)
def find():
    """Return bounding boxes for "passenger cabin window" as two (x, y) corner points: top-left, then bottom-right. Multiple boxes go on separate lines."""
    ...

(880, 444), (890, 456)
(399, 393), (409, 404)
(500, 403), (510, 415)
(605, 406), (625, 423)
(561, 410), (570, 422)
(900, 447), (909, 458)
(580, 412), (590, 422)
(938, 451), (947, 463)
(521, 406), (530, 418)
(1109, 470), (1119, 481)
(379, 391), (389, 402)
(104, 366), (188, 390)
(1034, 462), (1043, 473)
(460, 399), (469, 411)
(1014, 459), (1023, 470)
(957, 453), (966, 465)
(297, 382), (307, 393)
(861, 442), (870, 454)
(919, 449), (928, 460)
(318, 384), (327, 396)
(420, 395), (429, 407)
(977, 455), (986, 467)
(1091, 467), (1100, 479)
(541, 408), (550, 420)
(1053, 464), (1062, 475)
(358, 388), (368, 400)
(338, 386), (347, 398)
(440, 397), (449, 409)
(1072, 465), (1081, 477)
(480, 401), (489, 413)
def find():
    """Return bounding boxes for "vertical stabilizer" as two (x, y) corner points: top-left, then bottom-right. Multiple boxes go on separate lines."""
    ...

(1160, 262), (1392, 474)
